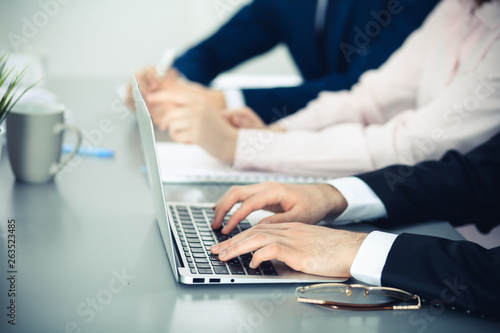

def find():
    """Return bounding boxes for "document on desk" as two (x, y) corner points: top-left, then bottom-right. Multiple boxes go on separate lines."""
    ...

(157, 142), (327, 184)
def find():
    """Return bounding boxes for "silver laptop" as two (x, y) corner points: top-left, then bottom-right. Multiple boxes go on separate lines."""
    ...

(131, 74), (346, 285)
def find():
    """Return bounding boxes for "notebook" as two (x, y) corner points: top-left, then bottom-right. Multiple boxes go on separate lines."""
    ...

(132, 72), (346, 285)
(157, 142), (328, 184)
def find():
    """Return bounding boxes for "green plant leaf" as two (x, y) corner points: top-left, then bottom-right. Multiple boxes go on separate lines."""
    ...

(0, 52), (40, 125)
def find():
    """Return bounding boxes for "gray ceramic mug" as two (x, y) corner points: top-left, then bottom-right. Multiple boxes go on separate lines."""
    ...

(7, 102), (82, 184)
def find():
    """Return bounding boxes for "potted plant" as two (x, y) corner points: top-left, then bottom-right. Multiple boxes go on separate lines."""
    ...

(0, 52), (39, 158)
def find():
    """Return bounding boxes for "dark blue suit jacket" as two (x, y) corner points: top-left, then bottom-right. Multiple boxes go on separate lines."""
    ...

(173, 0), (439, 123)
(357, 132), (500, 317)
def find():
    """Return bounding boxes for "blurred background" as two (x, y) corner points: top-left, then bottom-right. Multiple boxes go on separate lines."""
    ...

(0, 0), (298, 81)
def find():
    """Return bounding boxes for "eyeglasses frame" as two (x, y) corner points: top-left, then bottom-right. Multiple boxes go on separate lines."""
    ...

(295, 283), (421, 311)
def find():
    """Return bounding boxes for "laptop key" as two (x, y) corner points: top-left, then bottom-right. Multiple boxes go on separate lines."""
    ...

(228, 258), (241, 265)
(198, 269), (213, 274)
(260, 261), (274, 269)
(193, 253), (207, 258)
(239, 222), (251, 230)
(246, 268), (262, 275)
(194, 257), (209, 263)
(190, 269), (198, 274)
(191, 248), (205, 253)
(196, 263), (211, 269)
(213, 266), (229, 274)
(229, 266), (246, 275)
(262, 269), (278, 276)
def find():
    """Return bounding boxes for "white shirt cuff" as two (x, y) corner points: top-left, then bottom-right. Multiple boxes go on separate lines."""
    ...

(326, 177), (387, 224)
(223, 89), (245, 109)
(350, 231), (398, 286)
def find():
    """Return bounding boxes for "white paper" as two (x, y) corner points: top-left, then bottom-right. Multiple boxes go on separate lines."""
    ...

(157, 142), (327, 184)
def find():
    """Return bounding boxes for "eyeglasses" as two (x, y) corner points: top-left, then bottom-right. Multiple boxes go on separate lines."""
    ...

(295, 283), (421, 311)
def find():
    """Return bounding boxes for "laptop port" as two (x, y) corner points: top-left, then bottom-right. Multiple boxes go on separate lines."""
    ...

(193, 278), (204, 283)
(209, 278), (220, 283)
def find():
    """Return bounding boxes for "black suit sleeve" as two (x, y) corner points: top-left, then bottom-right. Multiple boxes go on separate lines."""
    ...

(173, 0), (280, 86)
(354, 132), (500, 317)
(382, 234), (500, 317)
(357, 132), (500, 233)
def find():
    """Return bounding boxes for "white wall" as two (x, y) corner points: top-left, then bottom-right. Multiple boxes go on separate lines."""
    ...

(0, 0), (297, 80)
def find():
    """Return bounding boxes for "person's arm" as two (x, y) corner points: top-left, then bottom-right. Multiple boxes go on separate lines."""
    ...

(358, 131), (500, 233)
(216, 131), (500, 234)
(268, 0), (439, 133)
(212, 132), (500, 316)
(234, 33), (500, 177)
(209, 220), (500, 317)
(351, 131), (500, 316)
(382, 233), (500, 317)
(241, 0), (439, 123)
(172, 0), (281, 86)
(348, 230), (500, 317)
(230, 1), (434, 173)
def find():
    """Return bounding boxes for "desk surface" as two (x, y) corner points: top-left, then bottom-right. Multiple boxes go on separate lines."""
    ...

(0, 79), (498, 333)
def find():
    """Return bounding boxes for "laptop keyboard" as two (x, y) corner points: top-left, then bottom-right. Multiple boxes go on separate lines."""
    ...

(169, 205), (278, 276)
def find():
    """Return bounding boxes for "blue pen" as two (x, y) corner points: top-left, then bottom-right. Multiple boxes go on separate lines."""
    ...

(62, 144), (115, 158)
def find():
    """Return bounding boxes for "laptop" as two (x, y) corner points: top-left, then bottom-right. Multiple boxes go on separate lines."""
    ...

(131, 73), (346, 285)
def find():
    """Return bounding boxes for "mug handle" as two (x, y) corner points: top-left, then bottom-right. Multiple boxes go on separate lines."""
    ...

(49, 123), (83, 175)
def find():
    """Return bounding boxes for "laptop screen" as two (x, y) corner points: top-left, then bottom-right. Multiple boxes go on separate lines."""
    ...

(131, 73), (179, 281)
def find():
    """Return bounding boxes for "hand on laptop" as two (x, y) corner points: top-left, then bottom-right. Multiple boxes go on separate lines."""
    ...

(210, 222), (367, 278)
(211, 182), (348, 234)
